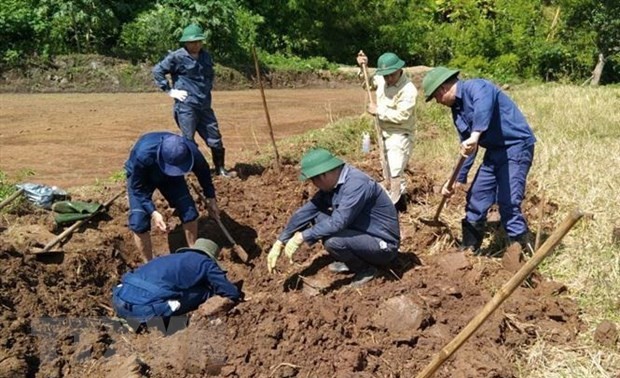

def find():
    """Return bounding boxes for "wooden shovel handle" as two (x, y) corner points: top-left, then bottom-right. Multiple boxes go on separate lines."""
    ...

(0, 188), (25, 210)
(38, 190), (125, 253)
(433, 155), (467, 221)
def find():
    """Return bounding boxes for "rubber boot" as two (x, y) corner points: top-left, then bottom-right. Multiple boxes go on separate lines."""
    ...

(211, 148), (231, 177)
(460, 220), (485, 253)
(509, 232), (534, 255)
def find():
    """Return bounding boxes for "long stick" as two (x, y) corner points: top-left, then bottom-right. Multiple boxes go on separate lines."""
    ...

(36, 190), (125, 254)
(359, 51), (390, 182)
(252, 46), (281, 172)
(415, 209), (584, 378)
(0, 188), (25, 210)
(190, 183), (249, 262)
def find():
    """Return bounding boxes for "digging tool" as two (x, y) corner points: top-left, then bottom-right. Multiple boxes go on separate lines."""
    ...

(415, 209), (584, 378)
(252, 46), (281, 172)
(0, 188), (25, 210)
(190, 183), (249, 263)
(35, 190), (125, 254)
(359, 50), (391, 182)
(420, 155), (467, 227)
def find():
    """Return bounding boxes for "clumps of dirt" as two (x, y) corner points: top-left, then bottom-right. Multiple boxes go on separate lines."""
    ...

(0, 158), (585, 377)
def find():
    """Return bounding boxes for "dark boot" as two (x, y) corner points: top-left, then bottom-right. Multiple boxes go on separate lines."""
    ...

(509, 232), (534, 255)
(460, 220), (485, 252)
(211, 148), (231, 177)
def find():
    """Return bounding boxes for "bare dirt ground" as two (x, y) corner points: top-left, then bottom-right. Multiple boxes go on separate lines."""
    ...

(0, 88), (583, 378)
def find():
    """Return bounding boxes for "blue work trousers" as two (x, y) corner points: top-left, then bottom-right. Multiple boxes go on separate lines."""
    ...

(174, 102), (222, 149)
(127, 177), (198, 233)
(316, 214), (398, 271)
(465, 144), (534, 237)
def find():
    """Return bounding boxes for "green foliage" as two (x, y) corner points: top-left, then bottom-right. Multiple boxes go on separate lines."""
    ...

(259, 52), (338, 72)
(1, 0), (619, 83)
(0, 171), (15, 201)
(117, 4), (182, 63)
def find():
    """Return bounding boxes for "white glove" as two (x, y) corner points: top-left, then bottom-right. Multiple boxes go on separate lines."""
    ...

(168, 89), (188, 102)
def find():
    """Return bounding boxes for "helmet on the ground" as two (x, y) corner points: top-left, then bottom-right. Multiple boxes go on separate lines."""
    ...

(157, 134), (194, 176)
(422, 66), (460, 102)
(375, 52), (405, 76)
(299, 148), (344, 181)
(179, 24), (206, 43)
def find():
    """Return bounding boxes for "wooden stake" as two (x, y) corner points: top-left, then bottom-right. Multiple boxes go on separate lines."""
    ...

(36, 190), (125, 254)
(252, 46), (281, 172)
(415, 209), (584, 378)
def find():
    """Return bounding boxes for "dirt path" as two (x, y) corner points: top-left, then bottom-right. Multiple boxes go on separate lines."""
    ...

(0, 87), (365, 187)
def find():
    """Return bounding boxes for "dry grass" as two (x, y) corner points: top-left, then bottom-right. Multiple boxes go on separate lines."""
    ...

(417, 84), (620, 377)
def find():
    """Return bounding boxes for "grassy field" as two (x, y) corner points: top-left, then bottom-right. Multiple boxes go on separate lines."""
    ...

(263, 83), (620, 377)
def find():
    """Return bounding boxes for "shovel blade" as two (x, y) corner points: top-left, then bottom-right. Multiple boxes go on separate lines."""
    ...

(419, 217), (448, 228)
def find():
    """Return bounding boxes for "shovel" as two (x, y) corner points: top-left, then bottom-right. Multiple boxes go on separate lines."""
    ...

(190, 183), (250, 263)
(420, 155), (467, 227)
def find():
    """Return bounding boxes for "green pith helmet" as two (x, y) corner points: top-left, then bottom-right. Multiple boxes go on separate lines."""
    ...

(175, 238), (223, 269)
(375, 52), (405, 76)
(299, 148), (344, 181)
(422, 66), (460, 102)
(179, 24), (205, 43)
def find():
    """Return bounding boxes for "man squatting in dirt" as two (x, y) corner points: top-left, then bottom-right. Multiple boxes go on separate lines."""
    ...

(112, 238), (243, 330)
(125, 131), (220, 261)
(423, 67), (536, 253)
(356, 51), (418, 204)
(266, 148), (400, 287)
(152, 24), (231, 177)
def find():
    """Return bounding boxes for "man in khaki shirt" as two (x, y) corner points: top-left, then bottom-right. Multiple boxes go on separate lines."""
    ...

(357, 52), (418, 204)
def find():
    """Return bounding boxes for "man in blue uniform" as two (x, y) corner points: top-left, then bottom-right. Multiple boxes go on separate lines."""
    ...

(153, 24), (231, 177)
(112, 239), (242, 329)
(125, 131), (219, 262)
(266, 148), (400, 287)
(423, 67), (536, 253)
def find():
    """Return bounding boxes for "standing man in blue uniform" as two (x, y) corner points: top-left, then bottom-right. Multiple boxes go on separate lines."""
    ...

(266, 148), (400, 287)
(423, 67), (536, 252)
(112, 239), (243, 329)
(153, 24), (231, 177)
(125, 131), (219, 262)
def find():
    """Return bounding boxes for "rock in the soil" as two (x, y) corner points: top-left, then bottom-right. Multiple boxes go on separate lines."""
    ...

(594, 320), (619, 347)
(439, 252), (471, 275)
(372, 295), (428, 338)
(502, 243), (524, 273)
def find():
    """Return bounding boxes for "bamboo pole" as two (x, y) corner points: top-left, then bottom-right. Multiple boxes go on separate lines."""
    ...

(251, 46), (281, 172)
(36, 190), (125, 254)
(415, 209), (584, 378)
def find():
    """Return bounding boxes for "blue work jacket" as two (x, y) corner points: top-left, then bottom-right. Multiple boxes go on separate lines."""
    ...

(153, 48), (215, 108)
(124, 131), (215, 215)
(279, 165), (400, 248)
(114, 251), (241, 319)
(452, 79), (536, 182)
